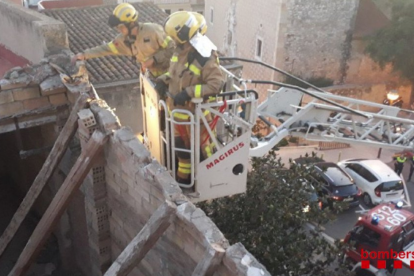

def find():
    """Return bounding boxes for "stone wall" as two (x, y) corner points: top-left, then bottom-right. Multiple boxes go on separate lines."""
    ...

(302, 83), (412, 111)
(345, 39), (402, 85)
(330, 83), (412, 109)
(0, 0), (68, 63)
(284, 0), (359, 82)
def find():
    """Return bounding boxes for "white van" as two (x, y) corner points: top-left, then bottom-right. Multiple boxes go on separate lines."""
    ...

(337, 159), (404, 206)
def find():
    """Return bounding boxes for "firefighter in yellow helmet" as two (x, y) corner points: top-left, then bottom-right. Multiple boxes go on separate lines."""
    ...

(154, 11), (224, 184)
(71, 3), (175, 78)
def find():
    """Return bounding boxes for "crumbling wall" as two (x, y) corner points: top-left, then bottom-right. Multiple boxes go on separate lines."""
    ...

(0, 0), (68, 63)
(0, 54), (85, 276)
(0, 53), (270, 275)
(102, 124), (270, 275)
(0, 55), (74, 199)
(0, 60), (73, 122)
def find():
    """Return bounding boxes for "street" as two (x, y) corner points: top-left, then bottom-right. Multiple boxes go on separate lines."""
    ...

(277, 144), (414, 275)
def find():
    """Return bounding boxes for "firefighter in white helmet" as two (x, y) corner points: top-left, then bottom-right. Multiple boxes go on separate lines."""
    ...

(154, 11), (224, 184)
(71, 3), (175, 78)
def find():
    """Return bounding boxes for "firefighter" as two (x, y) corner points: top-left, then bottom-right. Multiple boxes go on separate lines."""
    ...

(71, 3), (175, 78)
(154, 11), (224, 184)
(394, 152), (407, 176)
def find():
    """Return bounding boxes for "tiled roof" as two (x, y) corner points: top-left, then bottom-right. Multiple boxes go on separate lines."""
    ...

(42, 3), (168, 84)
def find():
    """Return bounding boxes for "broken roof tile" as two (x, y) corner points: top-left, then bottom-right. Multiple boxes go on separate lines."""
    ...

(42, 3), (167, 84)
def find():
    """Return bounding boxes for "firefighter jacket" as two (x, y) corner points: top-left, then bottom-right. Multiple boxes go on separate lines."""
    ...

(157, 44), (224, 116)
(83, 23), (174, 76)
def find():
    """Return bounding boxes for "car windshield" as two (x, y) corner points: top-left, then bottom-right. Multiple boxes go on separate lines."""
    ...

(332, 184), (357, 194)
(381, 180), (403, 191)
(316, 163), (353, 186)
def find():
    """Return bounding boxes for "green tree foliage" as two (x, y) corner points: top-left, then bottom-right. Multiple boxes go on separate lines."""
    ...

(365, 0), (414, 86)
(198, 151), (353, 276)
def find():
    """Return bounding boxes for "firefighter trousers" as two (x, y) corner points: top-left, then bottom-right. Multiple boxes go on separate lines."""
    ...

(395, 162), (404, 175)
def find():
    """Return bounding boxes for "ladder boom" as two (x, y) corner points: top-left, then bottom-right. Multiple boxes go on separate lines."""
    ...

(252, 87), (414, 156)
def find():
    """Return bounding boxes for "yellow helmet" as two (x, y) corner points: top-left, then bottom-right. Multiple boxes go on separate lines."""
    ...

(108, 3), (138, 27)
(191, 12), (207, 35)
(164, 11), (201, 44)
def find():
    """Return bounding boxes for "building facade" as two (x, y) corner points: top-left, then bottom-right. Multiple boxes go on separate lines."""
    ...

(205, 0), (396, 102)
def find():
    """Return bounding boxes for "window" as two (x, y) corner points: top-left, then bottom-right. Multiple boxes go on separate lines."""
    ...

(347, 163), (377, 181)
(346, 163), (359, 173)
(255, 38), (263, 59)
(164, 9), (171, 15)
(309, 172), (329, 188)
(358, 167), (378, 182)
(402, 221), (414, 250)
(358, 227), (381, 249)
(210, 7), (214, 24)
(381, 180), (403, 191)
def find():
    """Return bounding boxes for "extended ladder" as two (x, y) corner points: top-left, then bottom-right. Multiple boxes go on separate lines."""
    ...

(251, 87), (414, 157)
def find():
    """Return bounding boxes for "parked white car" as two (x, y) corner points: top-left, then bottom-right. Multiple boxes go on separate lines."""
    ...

(337, 159), (404, 206)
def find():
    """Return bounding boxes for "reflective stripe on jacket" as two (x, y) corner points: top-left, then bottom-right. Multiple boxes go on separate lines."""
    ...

(83, 22), (174, 75)
(397, 156), (407, 163)
(157, 43), (224, 114)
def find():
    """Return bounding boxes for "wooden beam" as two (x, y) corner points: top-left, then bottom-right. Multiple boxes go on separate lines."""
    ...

(0, 114), (62, 134)
(8, 131), (108, 276)
(104, 201), (177, 276)
(0, 94), (88, 258)
(19, 145), (53, 159)
(191, 243), (226, 276)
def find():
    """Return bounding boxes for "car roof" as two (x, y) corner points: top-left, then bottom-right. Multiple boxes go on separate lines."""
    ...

(343, 159), (400, 181)
(293, 156), (325, 165)
(315, 162), (354, 186)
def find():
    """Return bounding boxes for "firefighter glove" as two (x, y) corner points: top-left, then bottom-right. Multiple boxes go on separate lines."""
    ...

(154, 81), (167, 99)
(174, 90), (191, 106)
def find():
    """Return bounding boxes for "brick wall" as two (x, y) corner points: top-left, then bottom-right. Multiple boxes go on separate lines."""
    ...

(0, 64), (74, 135)
(0, 72), (72, 114)
(86, 103), (271, 275)
(0, 83), (69, 117)
(0, 56), (270, 275)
